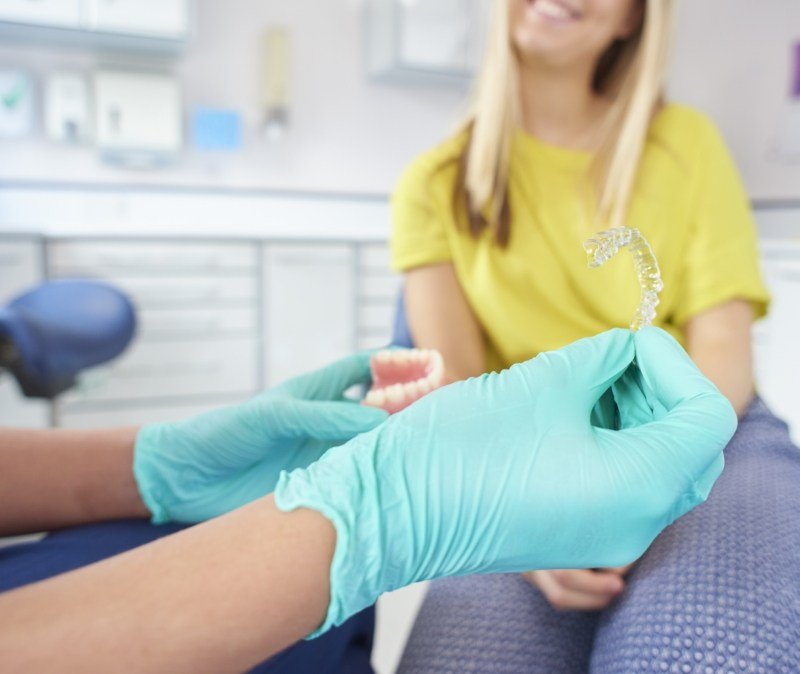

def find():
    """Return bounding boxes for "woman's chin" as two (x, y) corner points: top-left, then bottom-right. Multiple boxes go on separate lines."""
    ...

(512, 31), (574, 66)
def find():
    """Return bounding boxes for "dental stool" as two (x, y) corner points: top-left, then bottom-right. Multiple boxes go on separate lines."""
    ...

(0, 279), (136, 398)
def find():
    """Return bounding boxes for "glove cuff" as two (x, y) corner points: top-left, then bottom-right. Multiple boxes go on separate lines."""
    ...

(273, 431), (391, 638)
(132, 423), (174, 525)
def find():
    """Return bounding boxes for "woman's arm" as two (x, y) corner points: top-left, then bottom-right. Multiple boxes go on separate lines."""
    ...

(0, 495), (334, 674)
(0, 428), (149, 536)
(685, 299), (755, 416)
(405, 263), (486, 381)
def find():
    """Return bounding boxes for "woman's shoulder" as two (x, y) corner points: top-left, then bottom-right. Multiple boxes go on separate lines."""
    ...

(649, 103), (724, 148)
(646, 103), (732, 176)
(393, 130), (469, 204)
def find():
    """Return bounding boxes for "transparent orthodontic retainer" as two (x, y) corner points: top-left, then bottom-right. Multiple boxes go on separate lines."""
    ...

(583, 227), (664, 332)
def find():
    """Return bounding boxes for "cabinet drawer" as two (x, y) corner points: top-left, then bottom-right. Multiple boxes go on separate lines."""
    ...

(359, 303), (396, 333)
(138, 306), (257, 340)
(57, 398), (248, 429)
(359, 273), (402, 302)
(0, 240), (41, 302)
(61, 336), (259, 404)
(0, 0), (82, 27)
(357, 333), (393, 351)
(49, 241), (258, 273)
(86, 0), (189, 37)
(359, 244), (391, 272)
(49, 273), (258, 308)
(0, 379), (48, 427)
(263, 244), (355, 387)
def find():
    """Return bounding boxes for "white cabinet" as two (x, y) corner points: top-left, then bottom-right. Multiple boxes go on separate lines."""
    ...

(86, 0), (189, 38)
(49, 239), (261, 427)
(0, 239), (41, 300)
(398, 0), (476, 73)
(355, 243), (401, 350)
(56, 398), (237, 429)
(0, 238), (48, 428)
(366, 0), (491, 84)
(753, 241), (800, 444)
(263, 244), (356, 387)
(0, 0), (82, 27)
(0, 0), (190, 52)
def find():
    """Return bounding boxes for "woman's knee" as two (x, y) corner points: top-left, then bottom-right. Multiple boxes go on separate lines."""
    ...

(588, 400), (800, 673)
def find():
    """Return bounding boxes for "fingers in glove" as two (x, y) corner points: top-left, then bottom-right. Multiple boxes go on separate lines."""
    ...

(528, 329), (635, 417)
(279, 352), (376, 401)
(270, 399), (388, 441)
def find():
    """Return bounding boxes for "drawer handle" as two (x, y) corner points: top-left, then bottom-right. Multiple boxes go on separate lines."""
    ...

(114, 362), (224, 377)
(145, 318), (224, 331)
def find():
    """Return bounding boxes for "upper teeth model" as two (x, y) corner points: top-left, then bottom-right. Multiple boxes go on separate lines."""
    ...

(363, 348), (445, 415)
(583, 227), (664, 332)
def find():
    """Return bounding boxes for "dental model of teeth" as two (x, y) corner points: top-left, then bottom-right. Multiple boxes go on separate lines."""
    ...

(363, 348), (446, 415)
(583, 227), (664, 332)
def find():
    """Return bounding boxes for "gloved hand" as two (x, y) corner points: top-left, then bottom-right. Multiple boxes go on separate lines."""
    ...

(275, 327), (736, 636)
(134, 353), (388, 524)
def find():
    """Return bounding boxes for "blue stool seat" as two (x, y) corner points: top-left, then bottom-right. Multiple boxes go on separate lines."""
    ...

(0, 279), (136, 398)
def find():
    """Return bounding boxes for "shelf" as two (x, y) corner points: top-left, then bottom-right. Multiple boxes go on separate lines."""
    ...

(0, 0), (191, 54)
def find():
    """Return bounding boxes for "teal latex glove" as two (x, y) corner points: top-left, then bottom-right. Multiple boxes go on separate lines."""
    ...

(134, 353), (388, 524)
(274, 328), (736, 636)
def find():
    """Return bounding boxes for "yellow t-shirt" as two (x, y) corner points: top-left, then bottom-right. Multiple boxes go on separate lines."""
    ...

(391, 104), (770, 373)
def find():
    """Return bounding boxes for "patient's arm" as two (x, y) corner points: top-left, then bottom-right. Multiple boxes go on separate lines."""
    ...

(405, 263), (486, 381)
(0, 428), (149, 536)
(685, 299), (755, 417)
(0, 495), (334, 674)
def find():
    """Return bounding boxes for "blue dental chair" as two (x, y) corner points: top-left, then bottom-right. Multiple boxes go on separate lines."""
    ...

(0, 279), (376, 674)
(0, 279), (136, 398)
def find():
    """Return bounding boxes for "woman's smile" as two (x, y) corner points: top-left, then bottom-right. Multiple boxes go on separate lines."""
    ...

(526, 0), (582, 25)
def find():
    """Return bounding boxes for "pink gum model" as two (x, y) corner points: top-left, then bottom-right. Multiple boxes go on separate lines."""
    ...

(363, 348), (445, 415)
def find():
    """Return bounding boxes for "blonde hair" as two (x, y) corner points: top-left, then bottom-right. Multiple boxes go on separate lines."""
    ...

(459, 0), (675, 243)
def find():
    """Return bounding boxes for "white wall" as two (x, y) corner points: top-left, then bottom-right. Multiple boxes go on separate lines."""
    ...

(1, 1), (799, 200)
(0, 0), (468, 194)
(668, 0), (800, 202)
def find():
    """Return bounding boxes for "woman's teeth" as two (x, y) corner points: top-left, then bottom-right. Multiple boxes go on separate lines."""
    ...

(532, 0), (575, 21)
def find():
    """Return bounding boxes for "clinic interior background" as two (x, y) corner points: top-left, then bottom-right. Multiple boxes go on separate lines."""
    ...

(1, 1), (799, 671)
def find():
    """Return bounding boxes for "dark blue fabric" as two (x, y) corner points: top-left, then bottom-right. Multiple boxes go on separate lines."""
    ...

(0, 279), (136, 386)
(0, 519), (375, 674)
(398, 398), (800, 673)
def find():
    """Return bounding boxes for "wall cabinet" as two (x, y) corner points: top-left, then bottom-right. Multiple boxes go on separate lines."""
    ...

(86, 0), (189, 38)
(0, 0), (82, 27)
(366, 0), (490, 85)
(753, 241), (800, 444)
(0, 0), (190, 52)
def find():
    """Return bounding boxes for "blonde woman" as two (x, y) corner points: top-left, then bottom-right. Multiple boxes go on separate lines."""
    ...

(392, 0), (800, 671)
